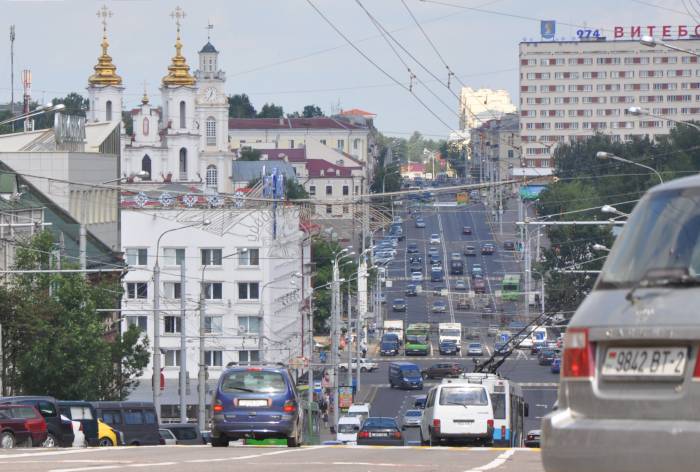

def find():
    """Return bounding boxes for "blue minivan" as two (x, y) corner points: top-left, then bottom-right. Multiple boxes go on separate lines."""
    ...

(210, 364), (304, 447)
(389, 362), (424, 390)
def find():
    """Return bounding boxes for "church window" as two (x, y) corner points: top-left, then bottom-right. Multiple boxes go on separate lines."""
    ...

(106, 101), (113, 121)
(141, 155), (151, 180)
(206, 117), (216, 146)
(143, 118), (149, 136)
(179, 101), (186, 129)
(206, 165), (218, 189)
(179, 148), (188, 180)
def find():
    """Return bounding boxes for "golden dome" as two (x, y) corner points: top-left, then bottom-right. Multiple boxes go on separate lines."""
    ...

(88, 28), (122, 86)
(162, 24), (196, 87)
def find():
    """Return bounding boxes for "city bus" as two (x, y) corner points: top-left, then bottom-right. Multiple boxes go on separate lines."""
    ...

(456, 373), (528, 447)
(501, 274), (521, 302)
(405, 323), (431, 356)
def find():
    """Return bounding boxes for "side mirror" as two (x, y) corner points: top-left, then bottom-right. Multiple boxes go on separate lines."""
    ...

(524, 403), (530, 417)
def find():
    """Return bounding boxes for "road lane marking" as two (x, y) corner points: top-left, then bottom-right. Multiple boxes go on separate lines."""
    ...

(185, 446), (318, 463)
(0, 448), (113, 460)
(463, 449), (515, 472)
(50, 464), (177, 472)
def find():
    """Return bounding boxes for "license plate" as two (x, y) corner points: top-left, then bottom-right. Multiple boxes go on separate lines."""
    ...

(238, 399), (268, 407)
(371, 432), (388, 437)
(601, 347), (688, 378)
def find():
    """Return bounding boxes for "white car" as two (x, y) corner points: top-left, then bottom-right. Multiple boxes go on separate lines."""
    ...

(336, 416), (361, 445)
(430, 234), (441, 244)
(339, 358), (378, 372)
(411, 271), (423, 282)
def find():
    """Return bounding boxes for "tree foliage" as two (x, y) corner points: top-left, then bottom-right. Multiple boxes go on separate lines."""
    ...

(302, 105), (324, 118)
(239, 148), (262, 161)
(311, 238), (358, 334)
(257, 103), (284, 118)
(0, 231), (149, 399)
(228, 93), (257, 118)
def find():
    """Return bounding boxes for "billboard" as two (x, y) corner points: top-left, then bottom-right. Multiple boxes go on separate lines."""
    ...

(541, 20), (556, 40)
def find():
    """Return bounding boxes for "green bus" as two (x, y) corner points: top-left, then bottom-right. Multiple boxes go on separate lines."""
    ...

(501, 274), (521, 302)
(405, 323), (431, 356)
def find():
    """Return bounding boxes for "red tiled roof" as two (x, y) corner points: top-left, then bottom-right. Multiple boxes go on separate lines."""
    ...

(306, 159), (360, 178)
(339, 108), (376, 117)
(228, 117), (366, 130)
(254, 148), (307, 161)
(403, 163), (425, 173)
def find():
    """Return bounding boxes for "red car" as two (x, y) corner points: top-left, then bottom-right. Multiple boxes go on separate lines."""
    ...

(0, 404), (48, 448)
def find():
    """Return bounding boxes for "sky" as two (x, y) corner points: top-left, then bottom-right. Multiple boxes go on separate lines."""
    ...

(0, 0), (694, 139)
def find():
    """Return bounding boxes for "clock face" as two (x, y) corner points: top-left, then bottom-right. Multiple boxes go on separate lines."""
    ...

(205, 87), (217, 102)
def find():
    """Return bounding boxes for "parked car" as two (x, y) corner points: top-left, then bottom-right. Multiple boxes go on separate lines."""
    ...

(421, 363), (463, 380)
(467, 343), (484, 357)
(97, 419), (122, 446)
(92, 402), (160, 446)
(61, 415), (86, 448)
(209, 364), (304, 447)
(429, 234), (441, 244)
(464, 245), (476, 256)
(431, 299), (447, 313)
(158, 428), (177, 446)
(438, 340), (459, 355)
(392, 298), (407, 312)
(0, 404), (47, 448)
(357, 417), (404, 446)
(525, 429), (541, 448)
(0, 396), (73, 447)
(463, 226), (472, 235)
(538, 349), (558, 366)
(402, 410), (423, 429)
(160, 423), (204, 445)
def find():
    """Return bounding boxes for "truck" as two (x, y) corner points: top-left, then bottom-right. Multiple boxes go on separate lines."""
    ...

(405, 323), (431, 356)
(383, 320), (404, 342)
(449, 259), (464, 275)
(438, 323), (462, 347)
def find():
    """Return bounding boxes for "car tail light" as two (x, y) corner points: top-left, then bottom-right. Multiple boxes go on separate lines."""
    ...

(358, 431), (369, 439)
(393, 431), (402, 439)
(562, 328), (594, 378)
(501, 425), (505, 437)
(487, 419), (494, 429)
(432, 419), (441, 433)
(283, 400), (297, 413)
(213, 399), (224, 413)
(693, 348), (700, 378)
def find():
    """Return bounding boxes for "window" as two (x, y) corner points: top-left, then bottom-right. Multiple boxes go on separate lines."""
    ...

(164, 350), (180, 367)
(289, 139), (295, 148)
(126, 248), (148, 266)
(126, 282), (148, 299)
(124, 409), (144, 425)
(521, 85), (536, 93)
(325, 185), (333, 196)
(126, 316), (148, 332)
(597, 84), (620, 92)
(206, 164), (218, 189)
(343, 205), (349, 214)
(353, 138), (361, 150)
(205, 350), (223, 367)
(238, 282), (260, 300)
(319, 139), (326, 145)
(336, 139), (345, 150)
(325, 204), (333, 214)
(206, 117), (216, 145)
(355, 186), (359, 194)
(201, 248), (223, 266)
(625, 56), (649, 64)
(309, 186), (316, 196)
(163, 248), (185, 266)
(239, 316), (261, 334)
(143, 117), (149, 136)
(204, 316), (223, 334)
(203, 282), (223, 300)
(163, 282), (181, 299)
(141, 155), (151, 180)
(101, 410), (122, 425)
(179, 101), (186, 129)
(624, 83), (649, 91)
(239, 350), (260, 364)
(179, 148), (188, 180)
(239, 248), (260, 266)
(106, 100), (112, 121)
(596, 57), (620, 65)
(342, 185), (349, 196)
(164, 316), (181, 334)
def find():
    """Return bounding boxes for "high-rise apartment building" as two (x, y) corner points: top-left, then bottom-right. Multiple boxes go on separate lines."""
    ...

(519, 38), (700, 168)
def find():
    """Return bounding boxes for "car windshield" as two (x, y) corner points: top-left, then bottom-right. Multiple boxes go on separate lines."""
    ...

(221, 370), (287, 394)
(469, 343), (481, 348)
(363, 418), (397, 429)
(439, 386), (489, 406)
(406, 335), (427, 344)
(402, 368), (421, 377)
(405, 410), (422, 417)
(599, 187), (700, 286)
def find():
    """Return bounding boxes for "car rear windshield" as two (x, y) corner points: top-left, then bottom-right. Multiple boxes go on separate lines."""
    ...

(338, 423), (359, 433)
(0, 406), (38, 419)
(599, 187), (700, 286)
(221, 370), (287, 394)
(363, 418), (397, 429)
(405, 410), (422, 417)
(439, 386), (489, 406)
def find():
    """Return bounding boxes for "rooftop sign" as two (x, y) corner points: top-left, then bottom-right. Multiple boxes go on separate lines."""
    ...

(614, 25), (700, 39)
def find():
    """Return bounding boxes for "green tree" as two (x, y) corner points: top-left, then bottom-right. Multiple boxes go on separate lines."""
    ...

(239, 148), (262, 161)
(228, 93), (257, 118)
(121, 111), (133, 135)
(311, 238), (358, 333)
(52, 92), (89, 117)
(257, 103), (284, 118)
(302, 105), (324, 118)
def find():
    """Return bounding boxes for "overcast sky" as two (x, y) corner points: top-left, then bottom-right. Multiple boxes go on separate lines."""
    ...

(0, 0), (694, 139)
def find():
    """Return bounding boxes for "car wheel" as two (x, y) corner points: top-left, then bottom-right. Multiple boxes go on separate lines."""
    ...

(1, 431), (15, 449)
(287, 431), (300, 448)
(420, 429), (429, 446)
(42, 433), (57, 448)
(98, 437), (114, 447)
(211, 435), (229, 447)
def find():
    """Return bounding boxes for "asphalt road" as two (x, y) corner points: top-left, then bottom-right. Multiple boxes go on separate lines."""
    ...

(365, 191), (557, 436)
(0, 445), (544, 472)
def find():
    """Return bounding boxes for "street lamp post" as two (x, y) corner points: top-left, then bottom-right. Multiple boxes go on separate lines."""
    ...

(640, 35), (700, 57)
(596, 151), (663, 184)
(627, 106), (700, 133)
(153, 219), (210, 422)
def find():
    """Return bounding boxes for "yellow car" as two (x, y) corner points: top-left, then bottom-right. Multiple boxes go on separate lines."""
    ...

(97, 419), (122, 446)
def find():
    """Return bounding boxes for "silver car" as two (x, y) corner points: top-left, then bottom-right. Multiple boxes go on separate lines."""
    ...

(401, 409), (423, 429)
(542, 176), (700, 471)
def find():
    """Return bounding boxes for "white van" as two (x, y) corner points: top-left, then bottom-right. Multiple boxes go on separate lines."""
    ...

(336, 416), (362, 445)
(346, 403), (371, 424)
(419, 379), (494, 446)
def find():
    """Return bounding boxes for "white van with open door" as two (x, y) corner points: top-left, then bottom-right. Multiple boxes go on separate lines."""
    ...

(419, 379), (494, 446)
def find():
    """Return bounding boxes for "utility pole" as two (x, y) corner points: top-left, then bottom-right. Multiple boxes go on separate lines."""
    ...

(330, 259), (339, 433)
(179, 260), (187, 423)
(153, 258), (161, 420)
(306, 294), (314, 438)
(524, 222), (530, 321)
(346, 283), (352, 387)
(9, 25), (15, 133)
(197, 279), (207, 431)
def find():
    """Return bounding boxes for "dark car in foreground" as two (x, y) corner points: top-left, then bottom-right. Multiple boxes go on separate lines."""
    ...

(438, 340), (459, 355)
(380, 340), (400, 356)
(357, 417), (404, 446)
(0, 396), (73, 447)
(0, 404), (47, 448)
(525, 429), (540, 448)
(210, 364), (304, 447)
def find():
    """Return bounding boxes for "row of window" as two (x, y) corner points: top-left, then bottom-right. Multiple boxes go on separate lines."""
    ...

(308, 185), (354, 196)
(126, 247), (260, 267)
(125, 281), (260, 301)
(523, 107), (687, 118)
(239, 138), (364, 151)
(523, 83), (700, 93)
(319, 204), (351, 215)
(521, 56), (700, 67)
(162, 349), (257, 367)
(524, 94), (700, 105)
(128, 314), (261, 336)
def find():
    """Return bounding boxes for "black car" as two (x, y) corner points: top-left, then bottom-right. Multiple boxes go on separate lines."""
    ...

(409, 262), (423, 273)
(357, 417), (404, 446)
(503, 241), (516, 251)
(392, 298), (407, 312)
(380, 340), (400, 356)
(463, 226), (472, 235)
(406, 243), (419, 254)
(408, 255), (423, 264)
(405, 284), (418, 296)
(438, 340), (459, 355)
(538, 349), (558, 366)
(421, 363), (463, 379)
